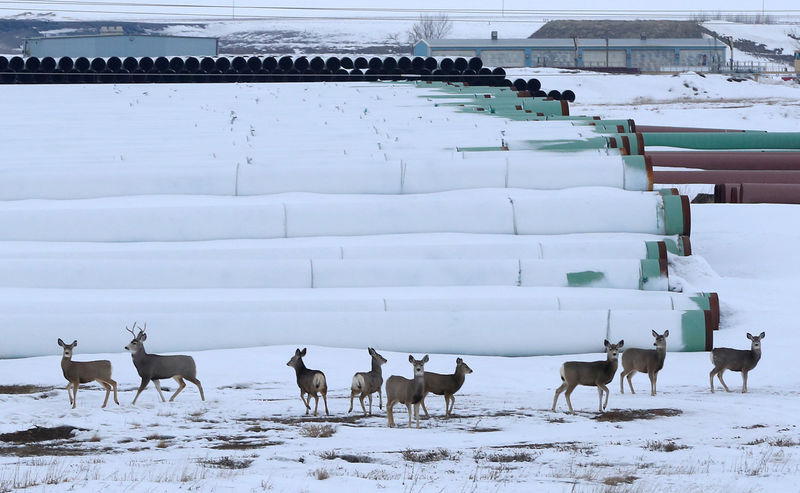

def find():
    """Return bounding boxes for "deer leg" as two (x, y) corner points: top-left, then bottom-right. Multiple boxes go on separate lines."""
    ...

(552, 382), (567, 412)
(367, 393), (373, 416)
(627, 371), (636, 394)
(348, 391), (355, 413)
(185, 376), (204, 401)
(378, 388), (383, 410)
(132, 378), (150, 405)
(152, 380), (167, 402)
(447, 395), (455, 416)
(596, 386), (604, 412)
(169, 376), (186, 402)
(71, 380), (79, 409)
(98, 380), (111, 408)
(358, 394), (367, 416)
(564, 384), (577, 414)
(599, 384), (610, 411)
(742, 371), (748, 393)
(322, 391), (329, 416)
(414, 403), (420, 429)
(66, 383), (73, 405)
(406, 403), (413, 428)
(107, 378), (119, 405)
(709, 368), (717, 393)
(649, 371), (657, 396)
(619, 371), (626, 394)
(300, 390), (309, 414)
(309, 392), (319, 416)
(421, 395), (430, 418)
(387, 400), (395, 427)
(717, 370), (731, 392)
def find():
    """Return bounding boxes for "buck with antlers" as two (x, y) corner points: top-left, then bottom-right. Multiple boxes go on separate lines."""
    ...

(124, 323), (205, 405)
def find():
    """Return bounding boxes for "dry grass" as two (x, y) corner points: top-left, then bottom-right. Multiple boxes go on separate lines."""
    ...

(0, 385), (54, 395)
(643, 440), (689, 452)
(319, 450), (373, 463)
(312, 468), (330, 480)
(402, 448), (451, 463)
(300, 424), (335, 438)
(603, 475), (638, 486)
(199, 456), (254, 469)
(0, 426), (82, 444)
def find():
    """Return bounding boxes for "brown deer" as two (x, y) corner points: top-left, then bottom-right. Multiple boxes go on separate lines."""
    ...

(552, 339), (624, 414)
(619, 330), (669, 396)
(349, 347), (387, 416)
(386, 355), (429, 428)
(58, 338), (119, 409)
(421, 357), (473, 418)
(710, 332), (765, 393)
(286, 348), (329, 416)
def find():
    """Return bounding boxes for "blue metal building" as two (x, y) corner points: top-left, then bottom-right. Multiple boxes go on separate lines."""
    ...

(23, 34), (218, 58)
(413, 37), (727, 71)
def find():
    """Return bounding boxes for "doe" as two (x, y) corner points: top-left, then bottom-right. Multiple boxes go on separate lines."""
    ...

(619, 330), (669, 396)
(58, 338), (119, 409)
(349, 347), (387, 416)
(552, 339), (624, 414)
(385, 354), (429, 428)
(124, 323), (205, 405)
(287, 348), (329, 416)
(710, 331), (765, 393)
(421, 357), (473, 418)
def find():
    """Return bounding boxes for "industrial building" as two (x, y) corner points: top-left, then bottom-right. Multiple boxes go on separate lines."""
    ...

(412, 37), (727, 71)
(23, 34), (218, 58)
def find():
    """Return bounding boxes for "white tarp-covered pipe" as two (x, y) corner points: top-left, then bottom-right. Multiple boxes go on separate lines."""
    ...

(0, 233), (691, 260)
(0, 258), (667, 290)
(0, 308), (711, 359)
(0, 189), (689, 242)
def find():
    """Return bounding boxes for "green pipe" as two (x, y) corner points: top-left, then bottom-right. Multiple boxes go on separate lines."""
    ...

(662, 194), (691, 236)
(641, 132), (800, 150)
(640, 259), (667, 290)
(645, 241), (664, 260)
(681, 310), (713, 351)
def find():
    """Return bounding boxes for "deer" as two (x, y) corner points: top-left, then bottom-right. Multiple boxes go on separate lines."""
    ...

(124, 323), (205, 405)
(286, 348), (329, 416)
(619, 330), (669, 396)
(421, 357), (473, 418)
(552, 339), (624, 414)
(385, 354), (429, 428)
(58, 338), (119, 409)
(710, 332), (765, 393)
(348, 347), (387, 416)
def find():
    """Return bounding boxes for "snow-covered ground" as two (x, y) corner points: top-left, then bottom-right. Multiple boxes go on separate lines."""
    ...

(1, 73), (800, 491)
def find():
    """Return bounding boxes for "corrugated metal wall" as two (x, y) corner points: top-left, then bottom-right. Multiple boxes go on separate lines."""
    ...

(23, 36), (218, 58)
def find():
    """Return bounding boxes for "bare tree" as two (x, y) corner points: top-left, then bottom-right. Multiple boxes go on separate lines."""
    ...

(407, 13), (453, 44)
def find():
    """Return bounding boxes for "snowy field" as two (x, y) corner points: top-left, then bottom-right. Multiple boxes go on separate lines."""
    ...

(1, 72), (800, 491)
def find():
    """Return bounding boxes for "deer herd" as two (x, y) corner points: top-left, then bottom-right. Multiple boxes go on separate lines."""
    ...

(57, 323), (765, 427)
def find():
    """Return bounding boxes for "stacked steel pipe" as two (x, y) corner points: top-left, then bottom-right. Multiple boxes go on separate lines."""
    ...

(0, 55), (574, 97)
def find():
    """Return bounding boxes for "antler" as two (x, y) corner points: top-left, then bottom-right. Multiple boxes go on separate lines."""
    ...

(125, 321), (138, 337)
(140, 322), (147, 334)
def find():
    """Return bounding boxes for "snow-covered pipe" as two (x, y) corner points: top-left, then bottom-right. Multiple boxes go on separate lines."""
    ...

(0, 257), (667, 290)
(0, 308), (712, 358)
(0, 189), (689, 242)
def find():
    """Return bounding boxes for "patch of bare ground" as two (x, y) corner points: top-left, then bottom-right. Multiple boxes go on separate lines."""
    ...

(199, 456), (254, 469)
(144, 434), (175, 441)
(475, 450), (538, 463)
(739, 424), (768, 429)
(746, 437), (800, 447)
(271, 414), (364, 425)
(0, 444), (93, 457)
(0, 426), (82, 443)
(490, 441), (594, 454)
(643, 440), (690, 452)
(319, 450), (373, 463)
(0, 385), (55, 394)
(210, 436), (283, 450)
(593, 408), (682, 422)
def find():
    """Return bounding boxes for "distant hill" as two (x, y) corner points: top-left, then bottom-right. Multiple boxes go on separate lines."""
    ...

(530, 20), (706, 39)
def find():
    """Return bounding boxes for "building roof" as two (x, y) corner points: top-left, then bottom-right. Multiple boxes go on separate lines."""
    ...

(24, 34), (217, 42)
(416, 38), (726, 50)
(530, 20), (707, 39)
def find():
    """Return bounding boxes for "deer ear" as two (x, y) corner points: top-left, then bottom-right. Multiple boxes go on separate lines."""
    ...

(663, 330), (670, 337)
(456, 357), (462, 364)
(759, 332), (765, 339)
(300, 348), (307, 356)
(617, 340), (624, 348)
(57, 338), (65, 347)
(368, 347), (374, 354)
(747, 332), (753, 340)
(72, 340), (77, 347)
(604, 339), (610, 347)
(652, 329), (658, 338)
(408, 355), (414, 363)
(422, 355), (429, 363)
(139, 332), (147, 341)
